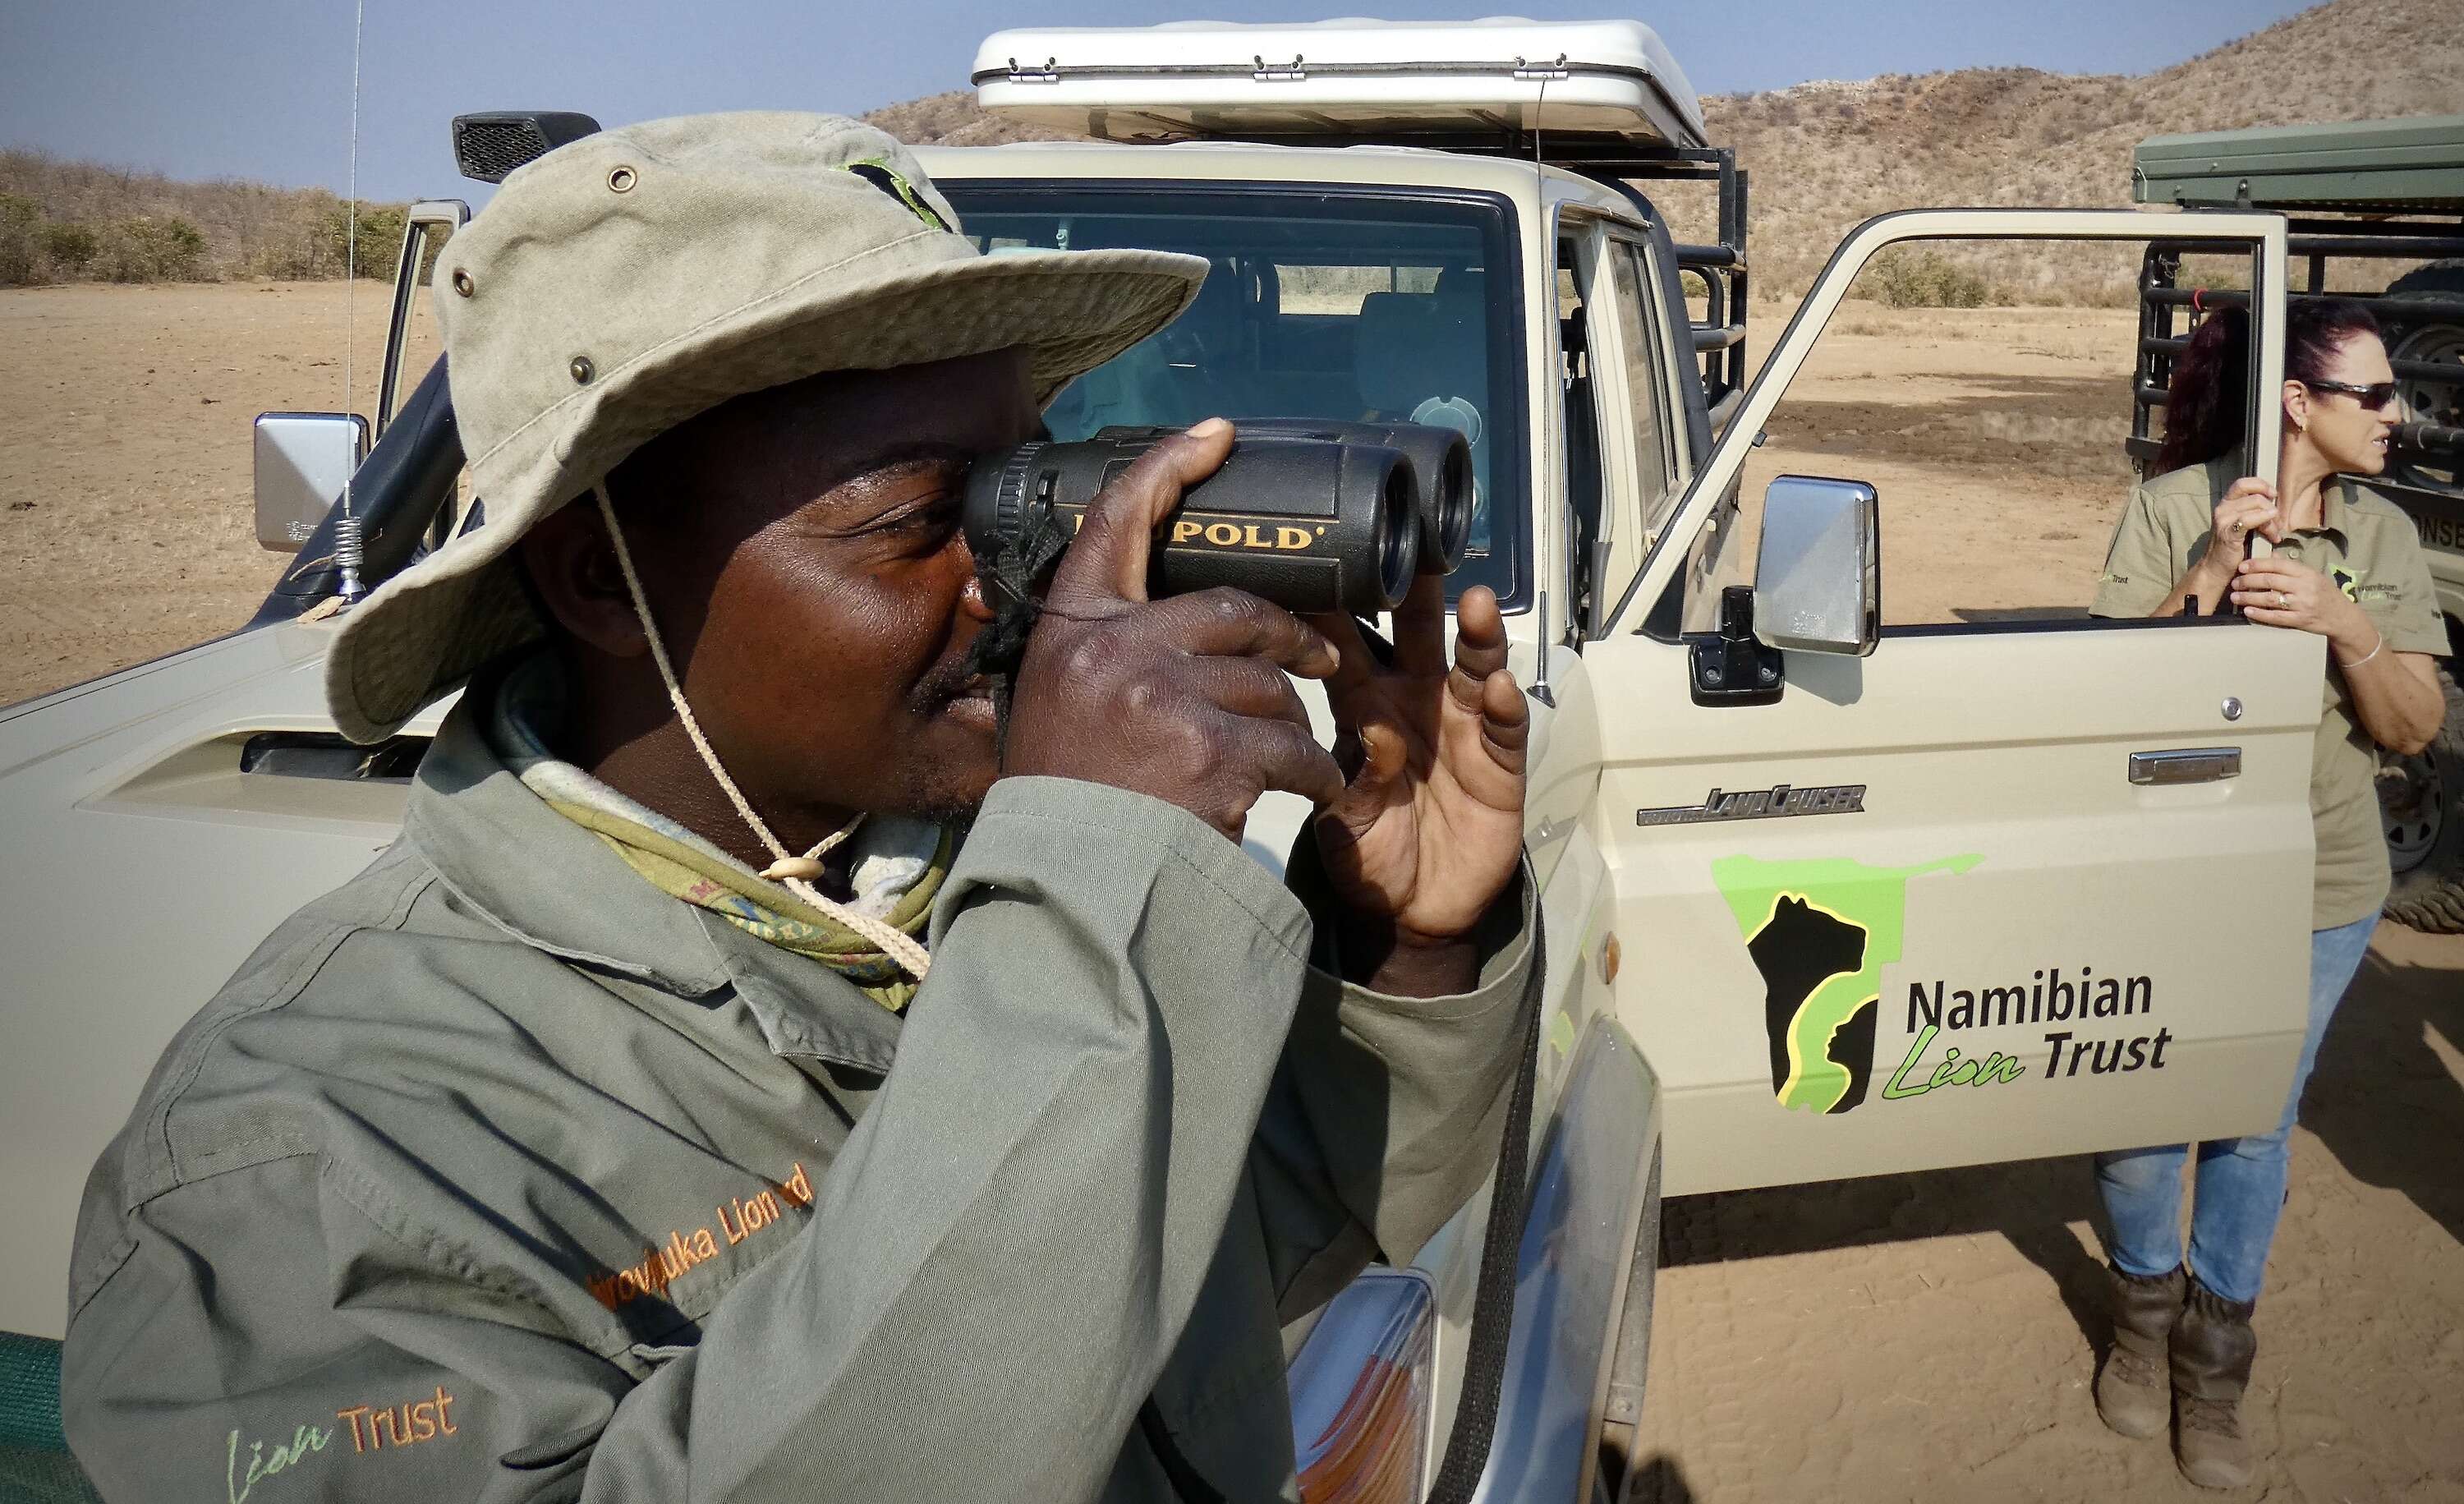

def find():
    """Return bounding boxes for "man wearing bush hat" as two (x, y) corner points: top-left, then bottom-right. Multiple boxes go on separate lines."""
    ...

(62, 111), (1536, 1501)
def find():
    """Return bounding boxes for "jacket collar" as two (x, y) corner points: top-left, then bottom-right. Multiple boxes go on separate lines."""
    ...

(2318, 476), (2357, 538)
(404, 684), (904, 1071)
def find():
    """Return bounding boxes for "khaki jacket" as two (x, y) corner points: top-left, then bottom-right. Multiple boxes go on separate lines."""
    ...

(61, 690), (1533, 1502)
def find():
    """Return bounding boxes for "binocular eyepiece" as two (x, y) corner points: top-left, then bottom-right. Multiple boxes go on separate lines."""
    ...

(961, 420), (1473, 616)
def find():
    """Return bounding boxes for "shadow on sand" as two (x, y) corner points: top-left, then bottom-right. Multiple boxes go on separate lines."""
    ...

(2305, 934), (2464, 1249)
(1657, 1150), (2115, 1360)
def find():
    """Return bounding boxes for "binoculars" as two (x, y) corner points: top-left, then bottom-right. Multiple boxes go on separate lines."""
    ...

(961, 420), (1473, 615)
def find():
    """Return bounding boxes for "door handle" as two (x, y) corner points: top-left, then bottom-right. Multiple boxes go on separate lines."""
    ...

(2129, 747), (2241, 785)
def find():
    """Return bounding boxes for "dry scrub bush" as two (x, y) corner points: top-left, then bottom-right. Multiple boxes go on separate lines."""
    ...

(0, 147), (408, 283)
(1865, 250), (1998, 308)
(0, 194), (39, 284)
(94, 216), (209, 283)
(42, 221), (98, 274)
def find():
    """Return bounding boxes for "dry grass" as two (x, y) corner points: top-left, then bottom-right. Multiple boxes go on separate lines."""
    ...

(0, 149), (406, 286)
(865, 0), (2464, 309)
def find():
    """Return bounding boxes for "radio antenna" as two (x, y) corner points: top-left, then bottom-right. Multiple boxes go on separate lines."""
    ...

(333, 0), (370, 605)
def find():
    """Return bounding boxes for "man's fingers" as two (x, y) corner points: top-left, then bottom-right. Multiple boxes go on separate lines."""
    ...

(1163, 587), (1341, 679)
(1479, 668), (1530, 768)
(1346, 720), (1409, 798)
(1049, 418), (1234, 608)
(1230, 717), (1346, 809)
(1449, 585), (1510, 692)
(1197, 656), (1316, 732)
(1303, 609), (1381, 700)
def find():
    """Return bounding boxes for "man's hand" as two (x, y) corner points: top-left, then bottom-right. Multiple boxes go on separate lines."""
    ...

(1307, 575), (1530, 994)
(1004, 420), (1347, 837)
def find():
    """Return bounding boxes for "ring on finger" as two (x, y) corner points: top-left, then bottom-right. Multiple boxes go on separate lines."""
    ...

(2274, 590), (2287, 610)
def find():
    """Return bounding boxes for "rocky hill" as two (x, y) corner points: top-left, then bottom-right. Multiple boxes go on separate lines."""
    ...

(863, 0), (2464, 305)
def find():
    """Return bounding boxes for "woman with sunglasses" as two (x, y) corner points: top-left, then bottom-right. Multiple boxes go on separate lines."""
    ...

(2085, 296), (2448, 1488)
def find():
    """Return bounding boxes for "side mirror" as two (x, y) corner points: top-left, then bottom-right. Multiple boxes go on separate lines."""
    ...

(1754, 475), (1880, 656)
(254, 412), (368, 552)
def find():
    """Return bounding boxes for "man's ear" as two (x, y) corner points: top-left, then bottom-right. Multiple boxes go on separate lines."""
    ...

(520, 501), (650, 660)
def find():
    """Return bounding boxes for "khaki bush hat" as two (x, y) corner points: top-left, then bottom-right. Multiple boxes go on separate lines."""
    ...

(324, 110), (1207, 743)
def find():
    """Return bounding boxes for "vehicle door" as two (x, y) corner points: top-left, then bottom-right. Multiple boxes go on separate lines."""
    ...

(1570, 210), (2319, 1196)
(0, 205), (467, 1347)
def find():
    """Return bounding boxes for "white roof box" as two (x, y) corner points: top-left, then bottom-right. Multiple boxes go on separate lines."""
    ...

(972, 18), (1708, 154)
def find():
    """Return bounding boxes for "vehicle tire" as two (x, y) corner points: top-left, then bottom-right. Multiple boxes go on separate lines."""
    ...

(2381, 663), (2464, 934)
(2378, 260), (2464, 492)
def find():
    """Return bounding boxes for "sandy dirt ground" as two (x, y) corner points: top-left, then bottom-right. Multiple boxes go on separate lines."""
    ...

(2, 283), (2458, 1500)
(0, 280), (436, 706)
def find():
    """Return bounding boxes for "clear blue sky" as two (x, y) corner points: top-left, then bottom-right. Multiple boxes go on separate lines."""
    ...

(2, 1), (2310, 200)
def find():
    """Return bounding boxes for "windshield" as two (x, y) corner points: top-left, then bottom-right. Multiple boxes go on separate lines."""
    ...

(940, 183), (1528, 609)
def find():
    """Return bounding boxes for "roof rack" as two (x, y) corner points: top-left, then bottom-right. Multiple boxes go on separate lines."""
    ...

(975, 21), (1708, 149)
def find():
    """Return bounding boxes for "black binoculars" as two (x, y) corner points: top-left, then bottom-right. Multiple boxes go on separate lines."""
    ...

(960, 420), (1473, 615)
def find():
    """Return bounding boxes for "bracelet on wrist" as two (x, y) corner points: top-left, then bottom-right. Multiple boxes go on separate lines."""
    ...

(2336, 631), (2384, 670)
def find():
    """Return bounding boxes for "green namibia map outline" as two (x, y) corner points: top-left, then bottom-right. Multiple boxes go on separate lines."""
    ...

(1712, 853), (1981, 1115)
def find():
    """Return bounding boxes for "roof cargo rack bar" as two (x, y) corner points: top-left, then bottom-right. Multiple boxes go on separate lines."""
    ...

(973, 21), (1710, 150)
(2286, 230), (2464, 259)
(972, 57), (1667, 85)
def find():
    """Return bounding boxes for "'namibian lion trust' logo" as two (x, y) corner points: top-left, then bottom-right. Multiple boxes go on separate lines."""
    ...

(1712, 854), (1980, 1114)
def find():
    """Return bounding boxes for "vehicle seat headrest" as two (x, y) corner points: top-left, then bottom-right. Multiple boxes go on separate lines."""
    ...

(1354, 282), (1487, 416)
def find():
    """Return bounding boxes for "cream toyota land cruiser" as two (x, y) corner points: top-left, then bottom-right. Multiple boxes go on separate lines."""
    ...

(0, 20), (2336, 1503)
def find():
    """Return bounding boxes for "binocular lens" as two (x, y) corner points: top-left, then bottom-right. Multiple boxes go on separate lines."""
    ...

(1374, 460), (1415, 607)
(1424, 437), (1472, 568)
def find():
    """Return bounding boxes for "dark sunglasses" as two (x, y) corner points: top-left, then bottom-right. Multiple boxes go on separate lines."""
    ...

(2303, 378), (2399, 407)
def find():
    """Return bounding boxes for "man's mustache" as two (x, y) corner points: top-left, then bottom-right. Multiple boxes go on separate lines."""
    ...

(908, 656), (991, 714)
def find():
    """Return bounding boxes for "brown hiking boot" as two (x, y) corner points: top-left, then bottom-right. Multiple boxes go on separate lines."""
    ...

(2171, 1278), (2259, 1488)
(2094, 1263), (2185, 1440)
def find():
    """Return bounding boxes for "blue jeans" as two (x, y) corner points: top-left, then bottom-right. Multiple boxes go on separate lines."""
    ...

(2093, 915), (2377, 1304)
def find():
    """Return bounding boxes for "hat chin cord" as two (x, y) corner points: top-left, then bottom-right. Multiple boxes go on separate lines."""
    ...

(591, 485), (933, 981)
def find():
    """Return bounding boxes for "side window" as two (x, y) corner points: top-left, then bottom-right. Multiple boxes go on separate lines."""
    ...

(1557, 229), (1614, 632)
(1593, 238), (1683, 619)
(1725, 235), (2263, 629)
(1609, 241), (1680, 513)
